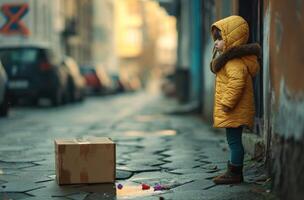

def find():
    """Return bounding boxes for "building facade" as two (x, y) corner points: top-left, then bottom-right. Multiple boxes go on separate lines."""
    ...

(263, 1), (304, 199)
(61, 0), (93, 65)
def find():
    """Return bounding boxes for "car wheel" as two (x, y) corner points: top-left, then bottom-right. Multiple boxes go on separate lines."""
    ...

(51, 89), (63, 107)
(63, 90), (69, 104)
(66, 78), (75, 103)
(69, 85), (76, 103)
(78, 90), (85, 102)
(30, 97), (39, 106)
(0, 91), (9, 117)
(75, 90), (82, 102)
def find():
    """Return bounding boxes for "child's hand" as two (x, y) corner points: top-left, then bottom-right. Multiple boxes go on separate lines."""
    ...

(222, 105), (231, 112)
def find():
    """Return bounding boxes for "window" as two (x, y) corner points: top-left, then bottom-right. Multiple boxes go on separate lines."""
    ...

(0, 48), (39, 68)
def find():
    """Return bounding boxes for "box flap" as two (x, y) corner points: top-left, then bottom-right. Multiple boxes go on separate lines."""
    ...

(55, 137), (114, 145)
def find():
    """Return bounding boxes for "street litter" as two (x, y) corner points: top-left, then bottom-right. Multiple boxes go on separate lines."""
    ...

(202, 164), (218, 170)
(153, 183), (170, 191)
(117, 183), (123, 190)
(142, 183), (151, 190)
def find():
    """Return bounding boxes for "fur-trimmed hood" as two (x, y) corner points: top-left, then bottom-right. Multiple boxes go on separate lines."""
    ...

(210, 43), (261, 76)
(211, 15), (249, 52)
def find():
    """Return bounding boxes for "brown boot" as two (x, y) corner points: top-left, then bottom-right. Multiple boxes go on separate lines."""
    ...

(213, 162), (244, 184)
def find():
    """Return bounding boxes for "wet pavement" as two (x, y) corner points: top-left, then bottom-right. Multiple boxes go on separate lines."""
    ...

(0, 92), (274, 200)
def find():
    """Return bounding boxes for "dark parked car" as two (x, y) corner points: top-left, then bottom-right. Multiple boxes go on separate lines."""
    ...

(0, 44), (69, 106)
(0, 60), (9, 116)
(62, 56), (86, 102)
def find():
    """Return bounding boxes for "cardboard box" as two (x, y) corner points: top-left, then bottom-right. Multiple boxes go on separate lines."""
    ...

(55, 137), (116, 185)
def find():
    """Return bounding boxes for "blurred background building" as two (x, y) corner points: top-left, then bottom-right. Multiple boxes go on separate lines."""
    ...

(61, 0), (93, 65)
(0, 0), (177, 92)
(115, 0), (177, 91)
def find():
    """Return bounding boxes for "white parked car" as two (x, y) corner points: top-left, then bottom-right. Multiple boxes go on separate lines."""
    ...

(0, 60), (9, 116)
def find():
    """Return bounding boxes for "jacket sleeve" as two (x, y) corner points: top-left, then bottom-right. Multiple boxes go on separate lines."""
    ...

(221, 61), (247, 109)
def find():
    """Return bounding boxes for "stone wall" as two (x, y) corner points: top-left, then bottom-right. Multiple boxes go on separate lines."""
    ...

(270, 135), (304, 199)
(264, 0), (304, 199)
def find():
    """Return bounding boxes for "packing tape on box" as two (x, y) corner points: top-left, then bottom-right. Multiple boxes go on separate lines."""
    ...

(74, 138), (91, 144)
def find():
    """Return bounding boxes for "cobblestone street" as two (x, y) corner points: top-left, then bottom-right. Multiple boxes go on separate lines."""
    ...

(0, 92), (273, 200)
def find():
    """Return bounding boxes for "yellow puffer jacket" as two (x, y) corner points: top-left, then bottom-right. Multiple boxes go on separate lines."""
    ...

(210, 15), (261, 128)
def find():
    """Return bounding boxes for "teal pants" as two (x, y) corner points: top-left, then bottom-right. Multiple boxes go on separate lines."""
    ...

(226, 127), (244, 166)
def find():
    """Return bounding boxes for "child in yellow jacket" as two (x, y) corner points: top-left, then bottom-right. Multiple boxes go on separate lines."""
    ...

(210, 15), (260, 184)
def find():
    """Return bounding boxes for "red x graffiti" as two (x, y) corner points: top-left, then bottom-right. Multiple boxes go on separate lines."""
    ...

(0, 3), (29, 36)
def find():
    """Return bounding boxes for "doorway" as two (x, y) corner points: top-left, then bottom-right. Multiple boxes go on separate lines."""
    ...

(239, 0), (264, 135)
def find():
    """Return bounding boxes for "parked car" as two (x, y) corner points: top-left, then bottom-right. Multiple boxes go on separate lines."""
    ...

(120, 75), (142, 92)
(80, 65), (112, 95)
(0, 60), (9, 116)
(109, 74), (125, 93)
(62, 56), (86, 102)
(0, 44), (69, 106)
